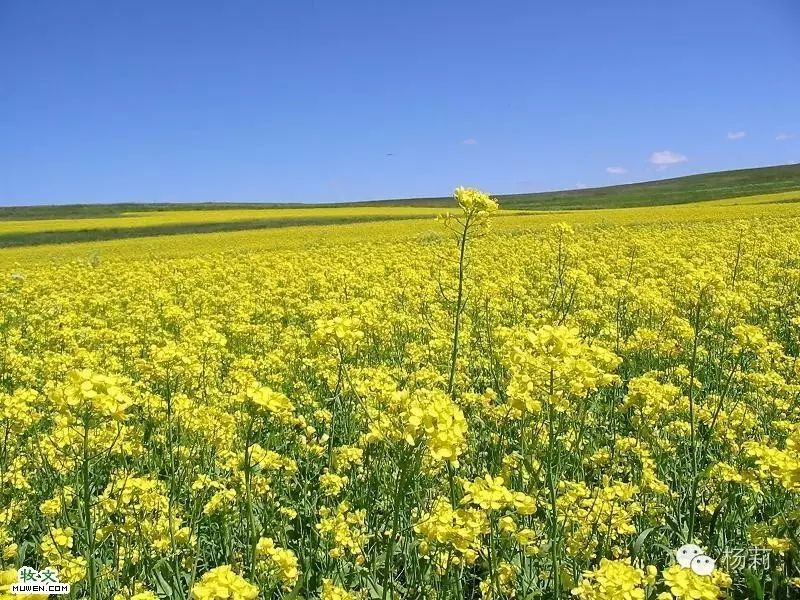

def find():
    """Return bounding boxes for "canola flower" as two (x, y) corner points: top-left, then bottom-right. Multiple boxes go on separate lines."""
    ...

(0, 189), (799, 598)
(571, 558), (657, 600)
(191, 565), (258, 600)
(254, 537), (299, 590)
(658, 564), (732, 600)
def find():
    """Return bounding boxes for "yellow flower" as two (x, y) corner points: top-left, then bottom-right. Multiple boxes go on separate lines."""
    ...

(319, 472), (349, 497)
(461, 474), (514, 511)
(41, 527), (73, 563)
(191, 565), (258, 600)
(503, 324), (620, 414)
(320, 579), (363, 600)
(316, 502), (369, 561)
(660, 564), (731, 600)
(245, 384), (295, 421)
(113, 583), (159, 600)
(403, 389), (467, 465)
(255, 537), (299, 589)
(365, 388), (468, 465)
(414, 496), (488, 570)
(572, 558), (656, 600)
(203, 488), (238, 516)
(50, 370), (132, 422)
(479, 560), (516, 599)
(454, 187), (499, 215)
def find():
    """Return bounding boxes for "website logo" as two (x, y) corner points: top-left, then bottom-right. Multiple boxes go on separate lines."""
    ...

(10, 567), (70, 595)
(676, 544), (716, 576)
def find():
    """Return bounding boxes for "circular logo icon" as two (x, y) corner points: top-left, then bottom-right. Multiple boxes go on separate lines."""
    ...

(690, 554), (716, 576)
(676, 544), (704, 568)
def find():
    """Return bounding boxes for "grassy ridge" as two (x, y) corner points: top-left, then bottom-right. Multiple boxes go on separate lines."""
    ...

(2, 164), (799, 221)
(360, 163), (800, 209)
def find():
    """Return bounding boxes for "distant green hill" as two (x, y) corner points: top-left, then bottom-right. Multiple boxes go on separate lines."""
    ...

(2, 163), (799, 220)
(357, 163), (800, 210)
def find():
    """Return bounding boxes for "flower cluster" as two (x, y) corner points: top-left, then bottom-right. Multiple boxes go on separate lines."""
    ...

(191, 565), (258, 600)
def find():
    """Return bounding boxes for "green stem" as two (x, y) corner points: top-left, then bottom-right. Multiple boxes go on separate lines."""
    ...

(547, 369), (561, 598)
(448, 216), (471, 397)
(243, 415), (258, 574)
(382, 456), (410, 600)
(165, 388), (183, 595)
(687, 300), (701, 542)
(82, 421), (96, 600)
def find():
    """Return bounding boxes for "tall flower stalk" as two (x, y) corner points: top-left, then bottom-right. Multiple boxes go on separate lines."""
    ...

(441, 187), (498, 396)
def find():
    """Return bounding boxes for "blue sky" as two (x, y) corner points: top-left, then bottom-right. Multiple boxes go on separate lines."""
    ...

(1, 1), (798, 205)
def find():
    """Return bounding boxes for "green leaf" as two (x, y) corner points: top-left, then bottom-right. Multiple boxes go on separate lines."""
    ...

(152, 559), (174, 598)
(363, 575), (384, 600)
(633, 526), (658, 558)
(743, 568), (765, 600)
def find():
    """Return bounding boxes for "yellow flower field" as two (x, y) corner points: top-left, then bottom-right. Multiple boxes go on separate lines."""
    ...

(2, 189), (800, 599)
(0, 207), (449, 236)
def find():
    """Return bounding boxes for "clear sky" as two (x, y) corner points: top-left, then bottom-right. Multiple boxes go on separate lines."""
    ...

(1, 1), (798, 205)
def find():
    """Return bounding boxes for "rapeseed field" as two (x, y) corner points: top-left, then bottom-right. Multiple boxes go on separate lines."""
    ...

(2, 189), (800, 599)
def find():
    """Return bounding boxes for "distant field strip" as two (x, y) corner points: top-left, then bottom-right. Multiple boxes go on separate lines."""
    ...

(0, 207), (447, 247)
(3, 192), (800, 267)
(701, 189), (800, 205)
(2, 190), (795, 249)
